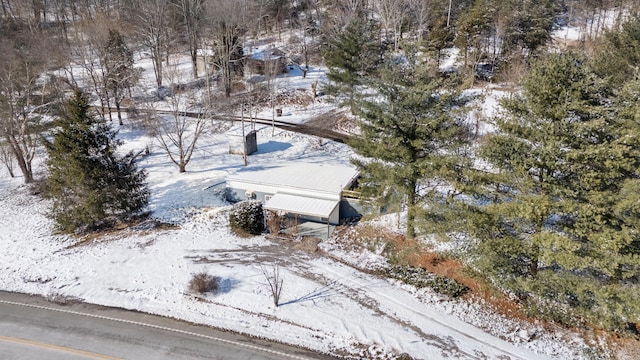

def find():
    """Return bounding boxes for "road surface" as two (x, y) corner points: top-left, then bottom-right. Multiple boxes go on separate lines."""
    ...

(0, 291), (334, 360)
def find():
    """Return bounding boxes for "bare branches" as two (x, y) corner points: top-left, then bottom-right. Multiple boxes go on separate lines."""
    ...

(207, 0), (247, 97)
(144, 60), (209, 173)
(261, 263), (283, 307)
(130, 0), (170, 87)
(0, 24), (54, 183)
(0, 142), (15, 178)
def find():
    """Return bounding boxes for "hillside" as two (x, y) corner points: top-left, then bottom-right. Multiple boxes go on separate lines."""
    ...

(2, 1), (640, 359)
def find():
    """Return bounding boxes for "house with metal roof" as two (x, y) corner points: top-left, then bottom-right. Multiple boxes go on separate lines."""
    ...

(225, 163), (361, 230)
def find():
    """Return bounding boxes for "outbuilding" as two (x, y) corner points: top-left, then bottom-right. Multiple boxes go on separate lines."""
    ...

(225, 162), (361, 229)
(247, 47), (287, 76)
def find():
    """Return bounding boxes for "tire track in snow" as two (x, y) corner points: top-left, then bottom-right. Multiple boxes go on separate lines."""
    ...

(292, 258), (532, 359)
(308, 258), (532, 360)
(290, 262), (478, 359)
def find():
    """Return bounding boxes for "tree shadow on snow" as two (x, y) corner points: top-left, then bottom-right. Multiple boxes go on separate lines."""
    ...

(279, 280), (339, 306)
(255, 140), (292, 155)
(217, 277), (240, 295)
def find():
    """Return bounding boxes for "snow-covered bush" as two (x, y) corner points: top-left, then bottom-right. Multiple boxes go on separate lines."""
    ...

(189, 272), (219, 294)
(386, 264), (469, 299)
(229, 200), (265, 235)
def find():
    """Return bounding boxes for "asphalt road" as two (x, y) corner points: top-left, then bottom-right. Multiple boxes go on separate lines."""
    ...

(0, 291), (334, 360)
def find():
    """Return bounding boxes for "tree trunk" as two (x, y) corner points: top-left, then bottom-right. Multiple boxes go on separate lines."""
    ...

(405, 180), (417, 239)
(5, 164), (15, 178)
(115, 97), (123, 125)
(105, 88), (113, 122)
(7, 136), (34, 184)
(156, 54), (163, 87)
(224, 65), (232, 97)
(190, 48), (198, 79)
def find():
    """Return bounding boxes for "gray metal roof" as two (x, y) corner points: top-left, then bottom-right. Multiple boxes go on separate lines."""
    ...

(264, 193), (338, 218)
(227, 163), (358, 195)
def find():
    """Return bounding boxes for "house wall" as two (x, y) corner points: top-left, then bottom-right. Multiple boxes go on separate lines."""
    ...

(247, 58), (286, 76)
(225, 187), (272, 203)
(340, 198), (363, 221)
(225, 176), (362, 226)
(287, 206), (339, 225)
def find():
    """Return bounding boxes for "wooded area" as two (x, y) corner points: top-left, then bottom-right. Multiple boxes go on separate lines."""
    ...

(1, 0), (640, 337)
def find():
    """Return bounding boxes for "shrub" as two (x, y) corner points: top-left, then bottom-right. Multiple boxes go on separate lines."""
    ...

(265, 210), (284, 235)
(386, 264), (469, 298)
(189, 272), (219, 294)
(229, 200), (265, 235)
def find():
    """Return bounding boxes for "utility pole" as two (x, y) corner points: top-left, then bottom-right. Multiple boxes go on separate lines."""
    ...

(447, 0), (453, 28)
(241, 103), (247, 166)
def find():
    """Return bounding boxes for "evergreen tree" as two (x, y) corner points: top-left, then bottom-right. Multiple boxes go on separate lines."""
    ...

(323, 18), (381, 113)
(45, 89), (149, 233)
(454, 0), (494, 73)
(103, 29), (138, 125)
(459, 52), (640, 330)
(592, 12), (640, 91)
(350, 66), (472, 239)
(501, 0), (561, 57)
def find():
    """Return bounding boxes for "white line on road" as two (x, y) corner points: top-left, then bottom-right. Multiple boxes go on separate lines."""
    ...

(0, 299), (312, 360)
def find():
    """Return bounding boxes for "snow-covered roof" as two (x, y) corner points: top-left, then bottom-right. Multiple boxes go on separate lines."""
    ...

(264, 193), (338, 219)
(250, 47), (285, 61)
(227, 163), (358, 195)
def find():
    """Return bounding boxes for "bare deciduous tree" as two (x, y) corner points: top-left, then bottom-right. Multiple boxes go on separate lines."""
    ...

(144, 61), (208, 173)
(0, 23), (55, 184)
(75, 13), (116, 121)
(130, 0), (170, 88)
(374, 0), (408, 51)
(173, 0), (206, 79)
(103, 29), (140, 125)
(261, 263), (283, 307)
(320, 0), (371, 34)
(0, 141), (15, 178)
(207, 0), (246, 97)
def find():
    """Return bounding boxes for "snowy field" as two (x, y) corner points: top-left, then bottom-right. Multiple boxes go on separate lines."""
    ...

(0, 122), (593, 359)
(0, 41), (601, 358)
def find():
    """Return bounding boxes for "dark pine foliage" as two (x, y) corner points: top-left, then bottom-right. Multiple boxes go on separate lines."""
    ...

(44, 89), (149, 233)
(229, 200), (265, 235)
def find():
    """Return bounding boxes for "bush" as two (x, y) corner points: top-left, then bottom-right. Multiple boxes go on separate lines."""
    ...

(515, 273), (640, 333)
(189, 272), (219, 294)
(229, 200), (265, 235)
(386, 264), (469, 299)
(265, 210), (284, 235)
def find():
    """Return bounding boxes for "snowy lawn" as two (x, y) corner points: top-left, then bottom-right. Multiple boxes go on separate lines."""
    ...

(0, 116), (594, 359)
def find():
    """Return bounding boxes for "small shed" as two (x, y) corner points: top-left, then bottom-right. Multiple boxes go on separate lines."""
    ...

(228, 130), (258, 156)
(247, 48), (287, 76)
(225, 162), (360, 226)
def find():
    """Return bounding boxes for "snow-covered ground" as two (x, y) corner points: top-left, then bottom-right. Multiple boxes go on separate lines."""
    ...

(1, 123), (594, 359)
(0, 40), (602, 359)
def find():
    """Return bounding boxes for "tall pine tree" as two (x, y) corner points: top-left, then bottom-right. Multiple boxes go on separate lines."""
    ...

(323, 18), (381, 113)
(589, 12), (640, 96)
(45, 89), (149, 233)
(461, 52), (640, 331)
(350, 66), (472, 239)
